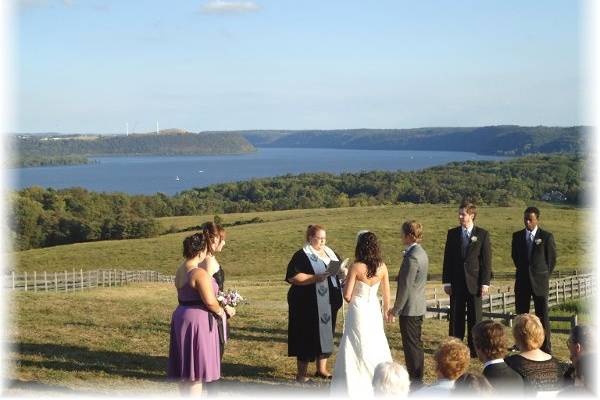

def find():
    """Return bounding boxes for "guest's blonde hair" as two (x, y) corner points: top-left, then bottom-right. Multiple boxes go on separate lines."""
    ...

(434, 338), (470, 380)
(372, 361), (410, 396)
(513, 313), (545, 351)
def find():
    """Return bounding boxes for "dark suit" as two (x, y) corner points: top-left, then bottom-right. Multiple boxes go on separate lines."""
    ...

(483, 361), (525, 393)
(442, 226), (492, 354)
(512, 227), (556, 353)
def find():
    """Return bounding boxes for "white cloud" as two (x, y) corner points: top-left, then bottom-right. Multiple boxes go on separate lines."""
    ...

(200, 0), (260, 14)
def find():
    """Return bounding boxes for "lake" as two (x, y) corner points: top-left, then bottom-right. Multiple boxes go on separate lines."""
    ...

(11, 148), (509, 195)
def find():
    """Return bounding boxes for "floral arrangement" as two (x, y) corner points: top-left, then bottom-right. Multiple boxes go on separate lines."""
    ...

(217, 289), (245, 307)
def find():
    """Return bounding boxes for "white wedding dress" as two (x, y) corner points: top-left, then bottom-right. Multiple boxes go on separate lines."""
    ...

(330, 280), (392, 398)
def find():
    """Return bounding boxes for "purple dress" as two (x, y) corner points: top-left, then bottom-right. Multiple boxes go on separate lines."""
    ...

(167, 269), (221, 382)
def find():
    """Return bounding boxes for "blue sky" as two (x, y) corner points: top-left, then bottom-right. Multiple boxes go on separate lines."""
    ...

(13, 0), (585, 133)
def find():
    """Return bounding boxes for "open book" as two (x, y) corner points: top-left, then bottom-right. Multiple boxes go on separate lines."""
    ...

(325, 258), (350, 276)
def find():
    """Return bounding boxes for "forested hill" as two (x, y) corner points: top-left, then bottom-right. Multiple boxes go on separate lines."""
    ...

(15, 131), (256, 159)
(13, 154), (583, 250)
(219, 126), (586, 156)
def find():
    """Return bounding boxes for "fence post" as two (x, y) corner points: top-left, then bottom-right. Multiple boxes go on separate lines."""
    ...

(96, 270), (99, 288)
(433, 287), (438, 303)
(102, 270), (105, 287)
(88, 270), (91, 289)
(34, 271), (37, 292)
(24, 272), (28, 291)
(64, 270), (68, 292)
(80, 269), (83, 291)
(55, 272), (58, 292)
(555, 281), (559, 305)
(502, 292), (507, 313)
(44, 271), (48, 292)
(572, 314), (578, 330)
(488, 293), (493, 313)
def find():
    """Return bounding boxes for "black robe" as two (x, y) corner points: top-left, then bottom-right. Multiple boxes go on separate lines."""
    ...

(285, 249), (343, 361)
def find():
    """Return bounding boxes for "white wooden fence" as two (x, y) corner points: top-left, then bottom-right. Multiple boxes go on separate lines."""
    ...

(425, 273), (595, 333)
(5, 269), (174, 292)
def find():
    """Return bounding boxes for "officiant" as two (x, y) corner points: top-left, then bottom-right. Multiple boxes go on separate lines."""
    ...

(285, 224), (347, 383)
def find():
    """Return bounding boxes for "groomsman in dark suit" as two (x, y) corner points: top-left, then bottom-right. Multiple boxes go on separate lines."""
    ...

(442, 201), (492, 356)
(512, 206), (556, 353)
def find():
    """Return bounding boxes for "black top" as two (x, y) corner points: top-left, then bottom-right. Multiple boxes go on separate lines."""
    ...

(212, 267), (225, 292)
(504, 354), (567, 393)
(482, 361), (525, 393)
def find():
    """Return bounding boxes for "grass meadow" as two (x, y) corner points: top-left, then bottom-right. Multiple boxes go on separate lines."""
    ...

(11, 204), (588, 279)
(5, 280), (578, 396)
(5, 203), (589, 395)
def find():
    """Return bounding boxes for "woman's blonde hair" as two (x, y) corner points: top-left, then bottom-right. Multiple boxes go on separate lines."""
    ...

(513, 313), (545, 351)
(434, 338), (470, 380)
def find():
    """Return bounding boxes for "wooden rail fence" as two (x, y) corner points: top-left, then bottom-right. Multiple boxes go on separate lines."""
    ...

(5, 269), (174, 292)
(425, 273), (595, 333)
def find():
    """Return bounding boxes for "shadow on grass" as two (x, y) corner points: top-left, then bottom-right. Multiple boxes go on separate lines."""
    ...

(12, 342), (167, 381)
(221, 362), (278, 380)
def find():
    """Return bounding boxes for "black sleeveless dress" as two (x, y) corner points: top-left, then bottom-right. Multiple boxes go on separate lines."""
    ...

(212, 266), (226, 360)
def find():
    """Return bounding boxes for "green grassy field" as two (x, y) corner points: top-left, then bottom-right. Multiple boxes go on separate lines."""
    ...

(5, 280), (577, 395)
(11, 204), (589, 280)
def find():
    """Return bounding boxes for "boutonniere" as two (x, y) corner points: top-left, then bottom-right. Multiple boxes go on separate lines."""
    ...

(402, 250), (406, 256)
(535, 238), (543, 245)
(470, 236), (478, 242)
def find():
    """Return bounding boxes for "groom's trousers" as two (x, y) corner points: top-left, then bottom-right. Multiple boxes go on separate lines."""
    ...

(399, 315), (424, 385)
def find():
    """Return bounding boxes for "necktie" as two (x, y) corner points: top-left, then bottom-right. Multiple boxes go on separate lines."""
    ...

(461, 229), (469, 257)
(527, 231), (534, 256)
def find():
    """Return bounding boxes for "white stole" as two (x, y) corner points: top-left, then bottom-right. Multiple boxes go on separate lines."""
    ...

(303, 243), (339, 354)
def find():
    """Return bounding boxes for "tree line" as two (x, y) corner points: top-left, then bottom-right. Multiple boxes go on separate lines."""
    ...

(12, 154), (583, 250)
(14, 131), (255, 161)
(238, 125), (585, 156)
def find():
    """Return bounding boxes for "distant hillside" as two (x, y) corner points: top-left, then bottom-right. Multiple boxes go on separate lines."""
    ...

(14, 131), (256, 162)
(214, 126), (586, 156)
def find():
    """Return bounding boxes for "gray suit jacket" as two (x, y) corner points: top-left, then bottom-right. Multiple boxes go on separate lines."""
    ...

(391, 244), (428, 316)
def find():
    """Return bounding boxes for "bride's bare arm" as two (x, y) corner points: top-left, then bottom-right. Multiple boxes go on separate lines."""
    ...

(381, 264), (391, 312)
(343, 263), (358, 303)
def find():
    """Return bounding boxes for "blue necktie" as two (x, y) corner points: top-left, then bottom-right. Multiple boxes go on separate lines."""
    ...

(462, 230), (469, 257)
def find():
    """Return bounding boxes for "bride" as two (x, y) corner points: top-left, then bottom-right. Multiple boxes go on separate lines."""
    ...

(331, 230), (393, 398)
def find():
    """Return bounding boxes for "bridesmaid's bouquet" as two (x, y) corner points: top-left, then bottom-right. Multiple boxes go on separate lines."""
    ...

(217, 289), (245, 308)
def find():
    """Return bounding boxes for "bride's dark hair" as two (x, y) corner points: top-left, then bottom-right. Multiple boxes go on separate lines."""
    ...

(354, 231), (382, 278)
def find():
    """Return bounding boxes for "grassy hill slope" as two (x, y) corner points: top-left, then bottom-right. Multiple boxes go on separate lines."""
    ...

(11, 204), (588, 278)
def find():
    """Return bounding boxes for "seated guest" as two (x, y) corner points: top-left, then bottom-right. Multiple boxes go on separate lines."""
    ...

(372, 361), (410, 397)
(472, 320), (524, 393)
(452, 372), (493, 396)
(504, 313), (567, 395)
(416, 338), (470, 395)
(563, 325), (594, 386)
(559, 353), (595, 397)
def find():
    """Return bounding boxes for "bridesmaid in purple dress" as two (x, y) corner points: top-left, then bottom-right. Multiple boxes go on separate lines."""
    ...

(168, 233), (226, 395)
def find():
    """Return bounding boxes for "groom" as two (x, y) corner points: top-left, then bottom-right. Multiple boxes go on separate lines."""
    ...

(442, 201), (492, 356)
(388, 220), (428, 389)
